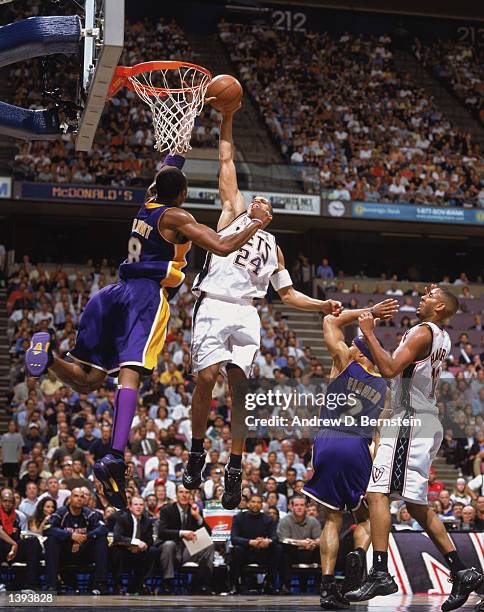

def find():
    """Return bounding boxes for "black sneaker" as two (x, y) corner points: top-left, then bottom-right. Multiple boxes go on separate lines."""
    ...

(93, 453), (127, 509)
(221, 466), (242, 509)
(182, 451), (206, 490)
(342, 549), (367, 594)
(345, 568), (398, 602)
(441, 568), (483, 612)
(320, 582), (350, 610)
(475, 598), (484, 611)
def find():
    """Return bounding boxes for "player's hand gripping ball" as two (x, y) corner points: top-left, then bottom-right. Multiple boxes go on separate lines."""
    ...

(206, 74), (243, 113)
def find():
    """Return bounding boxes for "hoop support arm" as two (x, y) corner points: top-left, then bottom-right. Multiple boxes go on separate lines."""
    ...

(0, 101), (64, 139)
(0, 16), (81, 68)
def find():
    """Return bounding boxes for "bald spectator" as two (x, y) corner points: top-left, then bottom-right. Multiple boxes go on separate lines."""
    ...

(38, 476), (71, 506)
(44, 487), (108, 594)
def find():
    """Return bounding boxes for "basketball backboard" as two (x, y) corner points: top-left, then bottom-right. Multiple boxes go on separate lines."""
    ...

(75, 0), (124, 151)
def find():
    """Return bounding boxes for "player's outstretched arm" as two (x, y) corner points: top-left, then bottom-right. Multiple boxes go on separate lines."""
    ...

(273, 247), (342, 314)
(358, 312), (432, 378)
(324, 299), (399, 331)
(217, 109), (246, 231)
(162, 207), (270, 257)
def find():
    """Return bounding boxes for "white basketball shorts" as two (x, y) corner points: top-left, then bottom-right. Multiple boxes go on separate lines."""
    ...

(191, 295), (260, 377)
(367, 409), (443, 504)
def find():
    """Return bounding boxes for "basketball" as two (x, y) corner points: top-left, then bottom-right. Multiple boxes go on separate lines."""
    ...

(206, 74), (243, 112)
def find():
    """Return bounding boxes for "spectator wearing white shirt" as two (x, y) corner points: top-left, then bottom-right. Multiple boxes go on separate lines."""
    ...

(385, 282), (403, 296)
(259, 352), (277, 379)
(18, 482), (39, 518)
(38, 475), (69, 503)
(400, 296), (416, 312)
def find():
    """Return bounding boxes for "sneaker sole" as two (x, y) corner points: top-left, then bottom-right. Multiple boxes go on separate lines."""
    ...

(221, 493), (241, 510)
(182, 474), (202, 490)
(93, 462), (126, 509)
(25, 332), (51, 376)
(320, 597), (350, 610)
(342, 551), (365, 594)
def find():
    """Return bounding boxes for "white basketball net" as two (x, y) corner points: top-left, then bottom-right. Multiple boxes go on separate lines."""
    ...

(128, 65), (210, 155)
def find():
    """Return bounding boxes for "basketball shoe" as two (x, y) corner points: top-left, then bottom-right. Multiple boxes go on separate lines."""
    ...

(25, 332), (53, 376)
(182, 451), (206, 490)
(93, 453), (127, 509)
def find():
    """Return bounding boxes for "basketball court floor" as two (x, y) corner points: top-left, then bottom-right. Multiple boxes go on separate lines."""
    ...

(4, 594), (484, 611)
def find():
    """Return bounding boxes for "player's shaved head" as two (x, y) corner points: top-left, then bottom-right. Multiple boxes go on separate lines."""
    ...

(437, 287), (459, 319)
(154, 166), (187, 204)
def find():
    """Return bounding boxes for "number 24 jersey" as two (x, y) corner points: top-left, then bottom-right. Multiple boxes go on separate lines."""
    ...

(193, 212), (278, 300)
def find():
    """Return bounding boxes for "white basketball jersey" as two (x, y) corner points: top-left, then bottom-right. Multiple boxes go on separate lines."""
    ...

(192, 213), (278, 300)
(391, 321), (451, 414)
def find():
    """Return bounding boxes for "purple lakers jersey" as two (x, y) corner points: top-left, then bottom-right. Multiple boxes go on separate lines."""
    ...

(320, 361), (387, 440)
(118, 198), (191, 299)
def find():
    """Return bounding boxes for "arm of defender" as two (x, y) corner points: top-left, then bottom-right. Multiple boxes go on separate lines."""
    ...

(273, 247), (343, 314)
(162, 207), (267, 257)
(359, 313), (432, 378)
(217, 111), (246, 231)
(323, 297), (400, 364)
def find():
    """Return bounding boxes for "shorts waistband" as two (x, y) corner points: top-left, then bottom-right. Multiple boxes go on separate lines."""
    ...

(204, 292), (254, 305)
(319, 428), (371, 444)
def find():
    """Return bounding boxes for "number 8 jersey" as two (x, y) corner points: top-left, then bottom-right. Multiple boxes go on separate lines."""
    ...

(193, 212), (278, 300)
(391, 321), (451, 415)
(118, 198), (191, 300)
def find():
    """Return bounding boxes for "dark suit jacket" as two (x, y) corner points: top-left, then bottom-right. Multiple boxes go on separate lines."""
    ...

(113, 510), (154, 547)
(130, 438), (159, 456)
(157, 502), (210, 542)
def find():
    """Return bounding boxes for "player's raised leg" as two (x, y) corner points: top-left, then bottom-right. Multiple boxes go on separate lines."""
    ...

(25, 332), (106, 392)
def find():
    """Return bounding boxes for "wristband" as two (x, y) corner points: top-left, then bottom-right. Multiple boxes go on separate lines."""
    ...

(163, 154), (185, 170)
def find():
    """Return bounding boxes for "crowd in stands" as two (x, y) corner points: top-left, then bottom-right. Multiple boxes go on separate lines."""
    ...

(9, 2), (219, 187)
(7, 2), (483, 210)
(0, 253), (483, 592)
(414, 38), (483, 124)
(219, 22), (483, 208)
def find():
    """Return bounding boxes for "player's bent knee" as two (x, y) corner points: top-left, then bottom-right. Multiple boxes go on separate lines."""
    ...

(196, 367), (218, 388)
(367, 492), (388, 506)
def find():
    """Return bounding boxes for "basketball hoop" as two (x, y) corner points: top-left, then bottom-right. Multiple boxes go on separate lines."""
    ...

(109, 61), (212, 154)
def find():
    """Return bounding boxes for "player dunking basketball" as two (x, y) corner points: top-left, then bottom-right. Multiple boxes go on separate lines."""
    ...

(25, 154), (271, 509)
(346, 285), (483, 611)
(182, 106), (343, 509)
(302, 299), (398, 609)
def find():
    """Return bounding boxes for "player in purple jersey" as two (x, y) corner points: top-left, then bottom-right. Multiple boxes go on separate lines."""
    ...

(25, 155), (271, 508)
(302, 298), (398, 610)
(347, 286), (483, 611)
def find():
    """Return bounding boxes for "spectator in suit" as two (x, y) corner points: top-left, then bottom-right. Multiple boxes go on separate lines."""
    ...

(111, 496), (158, 594)
(277, 467), (298, 501)
(16, 460), (41, 497)
(0, 488), (41, 590)
(158, 484), (214, 594)
(87, 425), (112, 464)
(44, 487), (109, 594)
(131, 426), (159, 456)
(277, 495), (321, 594)
(230, 494), (279, 594)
